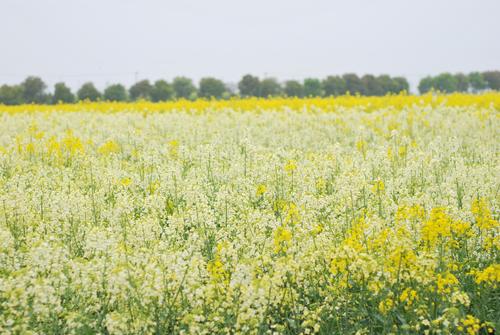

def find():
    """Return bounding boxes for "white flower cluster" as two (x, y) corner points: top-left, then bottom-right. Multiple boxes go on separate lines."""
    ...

(0, 104), (498, 334)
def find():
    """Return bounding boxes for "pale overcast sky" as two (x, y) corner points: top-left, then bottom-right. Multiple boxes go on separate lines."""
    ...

(1, 0), (499, 92)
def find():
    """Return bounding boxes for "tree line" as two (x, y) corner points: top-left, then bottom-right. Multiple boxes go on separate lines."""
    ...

(0, 71), (498, 105)
(0, 74), (409, 105)
(418, 71), (500, 93)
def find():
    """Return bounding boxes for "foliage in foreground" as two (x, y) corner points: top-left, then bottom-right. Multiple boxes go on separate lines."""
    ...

(0, 95), (499, 334)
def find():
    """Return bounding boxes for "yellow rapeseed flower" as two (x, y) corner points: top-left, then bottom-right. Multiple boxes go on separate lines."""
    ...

(273, 226), (292, 253)
(120, 177), (132, 187)
(98, 140), (120, 155)
(256, 183), (267, 197)
(474, 264), (500, 286)
(284, 159), (297, 174)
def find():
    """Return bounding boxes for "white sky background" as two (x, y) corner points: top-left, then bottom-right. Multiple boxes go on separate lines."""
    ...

(1, 0), (499, 92)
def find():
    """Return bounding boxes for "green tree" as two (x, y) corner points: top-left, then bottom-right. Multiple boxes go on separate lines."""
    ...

(284, 80), (304, 97)
(454, 73), (469, 92)
(361, 75), (383, 96)
(303, 78), (323, 97)
(129, 80), (153, 100)
(0, 85), (24, 105)
(77, 82), (101, 101)
(393, 77), (410, 93)
(259, 78), (282, 97)
(468, 72), (487, 92)
(418, 76), (434, 94)
(173, 77), (196, 99)
(376, 75), (395, 94)
(322, 76), (347, 96)
(434, 73), (458, 93)
(151, 80), (174, 102)
(104, 84), (128, 101)
(199, 77), (226, 99)
(342, 73), (364, 94)
(482, 71), (500, 90)
(21, 76), (48, 103)
(52, 82), (75, 104)
(238, 74), (261, 97)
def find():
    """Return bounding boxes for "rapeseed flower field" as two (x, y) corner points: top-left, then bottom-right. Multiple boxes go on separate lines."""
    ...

(0, 93), (498, 334)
